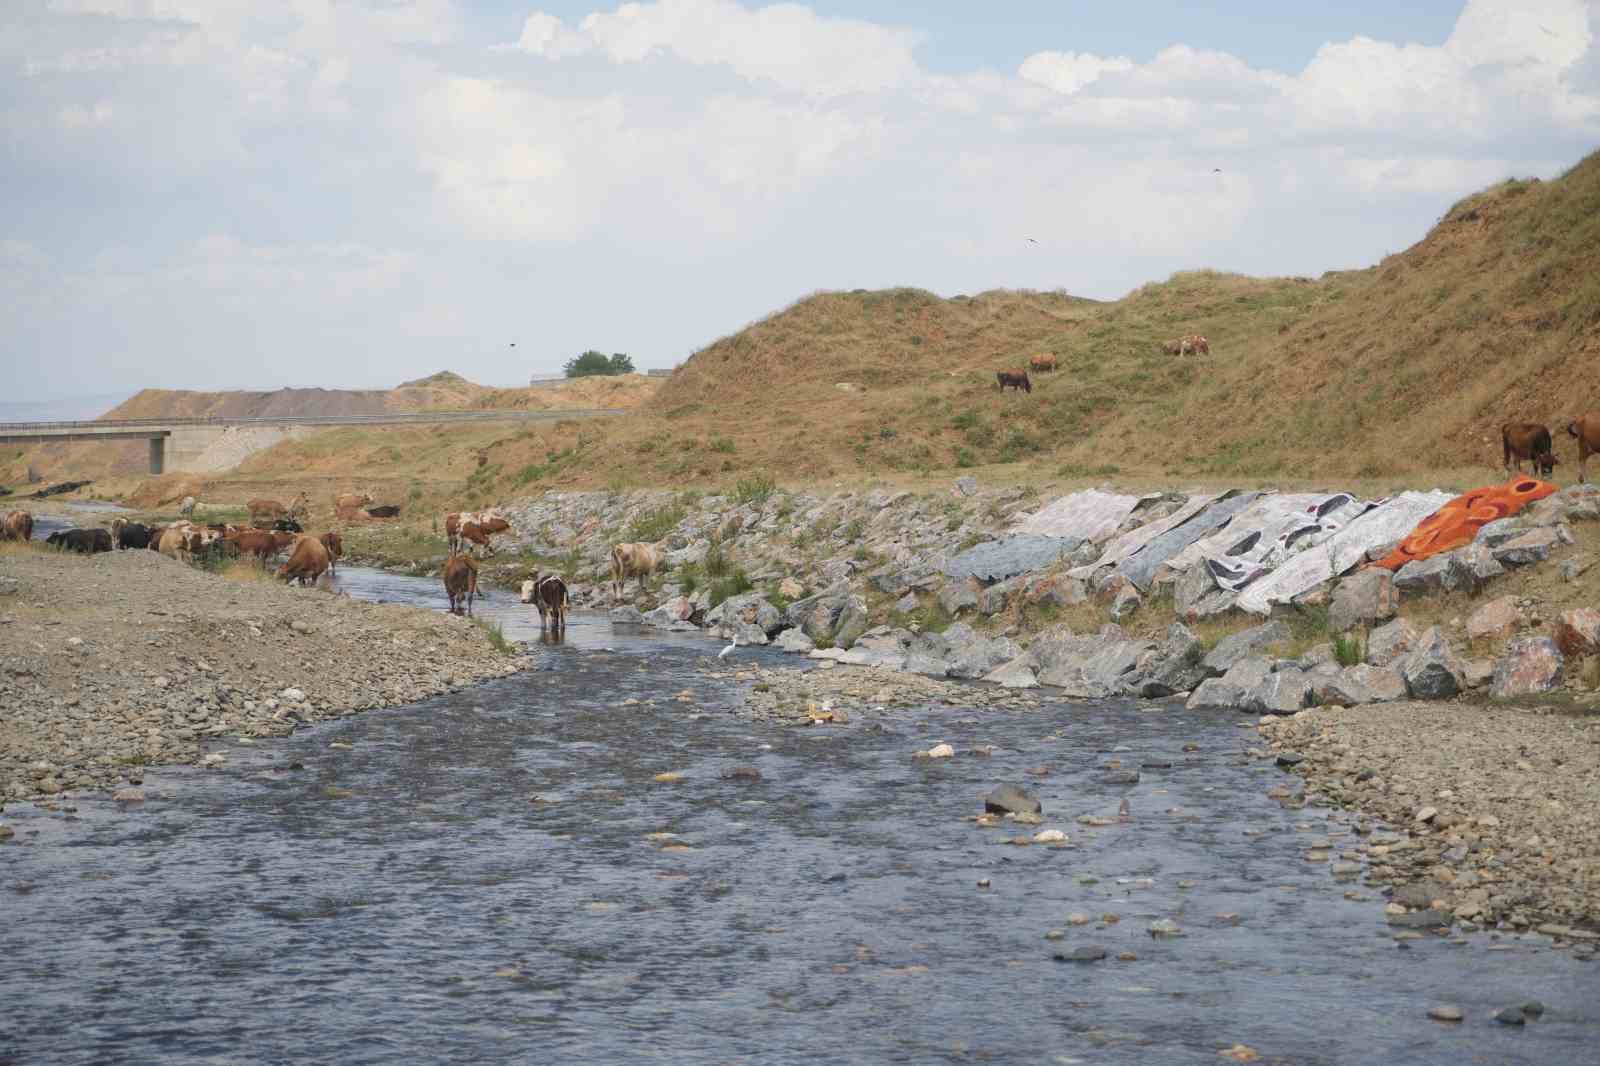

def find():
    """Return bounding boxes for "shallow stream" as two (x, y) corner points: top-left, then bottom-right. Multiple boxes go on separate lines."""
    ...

(2, 565), (1596, 1064)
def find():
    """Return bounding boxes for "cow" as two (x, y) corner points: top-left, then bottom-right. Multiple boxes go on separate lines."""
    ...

(442, 554), (479, 615)
(1029, 353), (1058, 373)
(157, 523), (201, 563)
(113, 521), (154, 550)
(1162, 339), (1183, 356)
(275, 535), (331, 586)
(366, 505), (401, 519)
(610, 542), (662, 602)
(319, 531), (344, 573)
(46, 528), (112, 554)
(333, 492), (374, 521)
(1, 509), (33, 543)
(180, 496), (196, 519)
(272, 517), (304, 534)
(248, 498), (289, 526)
(996, 370), (1031, 393)
(1568, 413), (1600, 483)
(224, 529), (285, 566)
(457, 516), (511, 557)
(1181, 334), (1211, 357)
(146, 525), (167, 551)
(1502, 422), (1559, 477)
(445, 510), (493, 553)
(524, 570), (569, 631)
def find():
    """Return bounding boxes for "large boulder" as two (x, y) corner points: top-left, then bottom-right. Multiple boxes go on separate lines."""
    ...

(1186, 656), (1272, 710)
(1128, 623), (1207, 698)
(1328, 569), (1398, 633)
(832, 596), (870, 649)
(1492, 529), (1559, 567)
(1490, 637), (1564, 698)
(1032, 627), (1155, 697)
(1393, 555), (1453, 593)
(1023, 573), (1087, 609)
(983, 655), (1040, 688)
(1449, 543), (1505, 591)
(1554, 608), (1600, 658)
(786, 583), (852, 643)
(934, 623), (1022, 680)
(938, 578), (979, 617)
(1340, 663), (1407, 702)
(1202, 621), (1291, 677)
(1367, 618), (1420, 666)
(1244, 668), (1310, 715)
(984, 784), (1041, 815)
(1311, 667), (1370, 707)
(608, 605), (645, 625)
(1400, 627), (1466, 700)
(713, 593), (782, 636)
(775, 628), (815, 654)
(1465, 596), (1521, 642)
(977, 577), (1019, 617)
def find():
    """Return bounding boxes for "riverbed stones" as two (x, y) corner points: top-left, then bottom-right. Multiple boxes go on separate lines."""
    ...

(1052, 945), (1107, 963)
(609, 605), (645, 624)
(1202, 621), (1290, 677)
(1490, 637), (1564, 698)
(1329, 569), (1398, 633)
(984, 784), (1042, 816)
(1427, 1005), (1463, 1023)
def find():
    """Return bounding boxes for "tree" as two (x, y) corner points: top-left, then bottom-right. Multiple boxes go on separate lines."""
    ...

(563, 351), (635, 378)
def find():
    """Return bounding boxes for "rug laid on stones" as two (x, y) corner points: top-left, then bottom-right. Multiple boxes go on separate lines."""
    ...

(1372, 478), (1558, 570)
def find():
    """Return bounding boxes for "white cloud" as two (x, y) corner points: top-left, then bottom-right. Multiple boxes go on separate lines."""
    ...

(1018, 51), (1133, 95)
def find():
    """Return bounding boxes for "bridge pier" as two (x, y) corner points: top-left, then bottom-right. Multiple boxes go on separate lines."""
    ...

(149, 438), (165, 475)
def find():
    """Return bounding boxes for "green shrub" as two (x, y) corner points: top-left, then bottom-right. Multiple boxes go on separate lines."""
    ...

(708, 569), (753, 607)
(734, 474), (775, 504)
(628, 502), (686, 542)
(704, 538), (730, 578)
(710, 436), (737, 454)
(1333, 631), (1366, 667)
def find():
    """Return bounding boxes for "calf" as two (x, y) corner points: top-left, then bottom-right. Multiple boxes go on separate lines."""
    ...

(443, 554), (479, 615)
(319, 531), (344, 573)
(45, 528), (112, 553)
(1, 509), (33, 543)
(995, 370), (1032, 393)
(1503, 422), (1558, 477)
(526, 570), (569, 631)
(275, 535), (331, 586)
(1568, 413), (1600, 483)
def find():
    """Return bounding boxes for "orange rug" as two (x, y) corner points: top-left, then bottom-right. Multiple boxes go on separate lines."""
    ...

(1373, 478), (1558, 570)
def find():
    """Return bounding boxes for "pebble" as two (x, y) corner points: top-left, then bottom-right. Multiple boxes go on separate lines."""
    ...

(112, 788), (145, 804)
(1032, 829), (1067, 844)
(923, 743), (955, 759)
(653, 772), (684, 784)
(1493, 1006), (1528, 1026)
(1147, 920), (1184, 938)
(1052, 946), (1107, 963)
(1426, 1005), (1463, 1022)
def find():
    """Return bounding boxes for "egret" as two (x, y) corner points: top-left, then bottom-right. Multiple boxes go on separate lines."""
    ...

(719, 635), (739, 660)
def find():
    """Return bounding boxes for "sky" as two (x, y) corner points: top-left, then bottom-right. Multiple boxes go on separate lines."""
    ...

(2, 1), (1598, 403)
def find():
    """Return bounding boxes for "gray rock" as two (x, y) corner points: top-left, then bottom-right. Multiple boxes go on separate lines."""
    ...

(1041, 636), (1154, 698)
(1245, 669), (1310, 715)
(775, 628), (815, 654)
(1052, 946), (1107, 963)
(1493, 1007), (1528, 1026)
(984, 784), (1042, 815)
(1400, 627), (1466, 700)
(1561, 554), (1595, 582)
(1493, 528), (1559, 567)
(0, 577), (18, 597)
(1129, 623), (1206, 698)
(1474, 517), (1526, 547)
(712, 592), (782, 636)
(1388, 908), (1453, 930)
(943, 535), (1079, 582)
(609, 605), (645, 625)
(903, 653), (950, 677)
(1021, 573), (1086, 609)
(1449, 543), (1505, 591)
(1367, 618), (1419, 666)
(832, 596), (870, 649)
(1202, 621), (1290, 676)
(1185, 656), (1272, 710)
(1490, 637), (1564, 698)
(1328, 569), (1398, 633)
(954, 476), (978, 497)
(892, 592), (918, 614)
(1312, 668), (1371, 707)
(983, 656), (1040, 689)
(1393, 555), (1453, 593)
(937, 578), (979, 617)
(1109, 583), (1142, 621)
(786, 583), (852, 643)
(977, 576), (1019, 617)
(943, 625), (1022, 680)
(1341, 663), (1407, 702)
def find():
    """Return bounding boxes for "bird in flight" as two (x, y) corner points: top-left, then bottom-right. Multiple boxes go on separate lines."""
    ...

(510, 342), (516, 347)
(1026, 237), (1038, 244)
(1213, 168), (1222, 173)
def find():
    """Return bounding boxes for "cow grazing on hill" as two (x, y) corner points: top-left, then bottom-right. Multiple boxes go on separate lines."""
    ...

(1029, 353), (1058, 373)
(2, 510), (33, 543)
(610, 542), (662, 602)
(1502, 422), (1559, 477)
(524, 570), (568, 631)
(113, 520), (154, 550)
(319, 531), (344, 573)
(443, 554), (479, 615)
(275, 535), (331, 586)
(1162, 339), (1183, 356)
(1568, 413), (1600, 483)
(1181, 334), (1211, 357)
(996, 370), (1032, 393)
(46, 528), (112, 554)
(248, 498), (289, 525)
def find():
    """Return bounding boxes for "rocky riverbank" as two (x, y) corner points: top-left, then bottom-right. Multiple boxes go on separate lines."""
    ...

(0, 546), (522, 805)
(1257, 700), (1600, 943)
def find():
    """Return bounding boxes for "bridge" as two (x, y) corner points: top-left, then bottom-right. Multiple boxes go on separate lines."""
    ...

(0, 409), (626, 475)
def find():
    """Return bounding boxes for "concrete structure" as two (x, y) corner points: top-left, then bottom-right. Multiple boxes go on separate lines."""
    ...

(0, 409), (623, 475)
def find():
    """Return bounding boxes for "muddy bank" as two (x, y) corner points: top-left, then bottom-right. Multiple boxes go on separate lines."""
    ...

(0, 547), (521, 803)
(1258, 700), (1600, 941)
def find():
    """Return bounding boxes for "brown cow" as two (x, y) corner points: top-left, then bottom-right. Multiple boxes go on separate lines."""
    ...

(1182, 334), (1211, 356)
(248, 498), (289, 526)
(146, 525), (167, 551)
(1029, 353), (1058, 373)
(224, 529), (287, 566)
(275, 535), (331, 586)
(1162, 339), (1183, 356)
(996, 370), (1031, 393)
(1568, 413), (1600, 483)
(610, 542), (662, 601)
(319, 531), (344, 572)
(445, 510), (491, 554)
(524, 569), (568, 630)
(1, 509), (33, 543)
(333, 491), (373, 522)
(456, 514), (511, 557)
(442, 554), (479, 615)
(1502, 422), (1559, 477)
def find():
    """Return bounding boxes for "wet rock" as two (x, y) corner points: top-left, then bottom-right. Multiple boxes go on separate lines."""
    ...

(1147, 919), (1184, 937)
(0, 824), (12, 841)
(1328, 569), (1398, 633)
(112, 788), (145, 804)
(918, 743), (955, 759)
(1052, 945), (1107, 963)
(1386, 908), (1452, 929)
(1400, 627), (1465, 700)
(1490, 637), (1564, 698)
(721, 766), (763, 782)
(1493, 528), (1559, 567)
(1493, 1007), (1528, 1026)
(1202, 621), (1290, 677)
(1033, 829), (1067, 844)
(1097, 770), (1141, 786)
(985, 784), (1042, 816)
(1276, 751), (1304, 767)
(609, 605), (645, 625)
(1466, 596), (1521, 642)
(1427, 1005), (1463, 1023)
(1553, 607), (1600, 657)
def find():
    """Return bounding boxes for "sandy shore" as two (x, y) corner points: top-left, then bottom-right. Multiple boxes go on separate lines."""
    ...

(0, 546), (521, 803)
(1258, 700), (1600, 944)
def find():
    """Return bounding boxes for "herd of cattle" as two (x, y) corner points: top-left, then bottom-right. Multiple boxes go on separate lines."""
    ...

(1503, 415), (1600, 480)
(996, 335), (1212, 396)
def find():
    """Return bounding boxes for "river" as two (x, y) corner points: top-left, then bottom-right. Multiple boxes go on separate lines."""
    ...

(1, 564), (1596, 1064)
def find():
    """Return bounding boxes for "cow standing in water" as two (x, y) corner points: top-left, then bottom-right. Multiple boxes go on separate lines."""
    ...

(522, 570), (568, 631)
(609, 542), (662, 602)
(443, 554), (479, 615)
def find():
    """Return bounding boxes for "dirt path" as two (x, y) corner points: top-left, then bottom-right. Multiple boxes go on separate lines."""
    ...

(1259, 701), (1600, 942)
(0, 546), (521, 803)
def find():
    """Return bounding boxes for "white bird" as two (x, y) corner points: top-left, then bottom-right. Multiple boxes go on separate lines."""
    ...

(719, 635), (739, 660)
